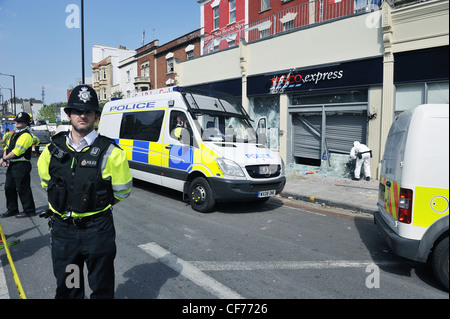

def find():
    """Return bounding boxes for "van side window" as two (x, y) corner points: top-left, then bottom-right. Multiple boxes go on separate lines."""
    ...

(169, 110), (191, 144)
(120, 110), (165, 142)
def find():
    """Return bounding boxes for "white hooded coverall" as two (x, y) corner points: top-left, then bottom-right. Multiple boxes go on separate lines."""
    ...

(350, 141), (371, 179)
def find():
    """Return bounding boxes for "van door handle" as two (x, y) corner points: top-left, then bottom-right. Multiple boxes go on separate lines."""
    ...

(165, 146), (172, 149)
(386, 181), (391, 187)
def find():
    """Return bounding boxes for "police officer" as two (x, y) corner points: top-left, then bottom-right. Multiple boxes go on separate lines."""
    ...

(37, 84), (132, 298)
(1, 112), (36, 218)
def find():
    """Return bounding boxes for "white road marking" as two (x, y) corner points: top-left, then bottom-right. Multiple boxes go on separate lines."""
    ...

(0, 259), (11, 299)
(189, 260), (400, 271)
(139, 242), (402, 299)
(138, 242), (244, 299)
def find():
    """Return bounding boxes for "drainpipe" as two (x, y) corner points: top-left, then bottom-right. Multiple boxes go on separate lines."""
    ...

(239, 38), (248, 112)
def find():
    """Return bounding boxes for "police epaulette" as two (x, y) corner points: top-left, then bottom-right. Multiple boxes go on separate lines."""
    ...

(51, 130), (69, 141)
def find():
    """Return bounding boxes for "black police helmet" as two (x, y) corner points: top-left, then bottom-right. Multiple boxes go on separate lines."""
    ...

(15, 112), (31, 124)
(65, 84), (100, 115)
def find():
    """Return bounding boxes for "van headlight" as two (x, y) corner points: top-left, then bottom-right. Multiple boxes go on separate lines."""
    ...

(216, 158), (245, 177)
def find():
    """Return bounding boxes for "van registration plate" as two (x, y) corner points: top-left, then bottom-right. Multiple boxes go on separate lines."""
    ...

(258, 190), (276, 198)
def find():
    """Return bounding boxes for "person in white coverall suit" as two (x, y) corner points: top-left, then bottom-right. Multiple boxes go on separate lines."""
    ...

(350, 141), (372, 181)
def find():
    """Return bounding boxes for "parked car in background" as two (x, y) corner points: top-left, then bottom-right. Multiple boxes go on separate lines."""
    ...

(30, 124), (51, 154)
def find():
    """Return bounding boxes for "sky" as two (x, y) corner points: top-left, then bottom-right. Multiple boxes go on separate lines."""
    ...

(0, 0), (200, 105)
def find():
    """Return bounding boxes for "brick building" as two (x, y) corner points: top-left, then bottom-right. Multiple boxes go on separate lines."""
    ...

(135, 29), (201, 91)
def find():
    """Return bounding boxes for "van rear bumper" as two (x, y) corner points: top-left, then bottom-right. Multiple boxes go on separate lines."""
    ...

(373, 209), (420, 261)
(209, 176), (286, 202)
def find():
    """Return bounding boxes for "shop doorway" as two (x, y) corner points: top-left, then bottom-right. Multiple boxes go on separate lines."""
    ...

(288, 89), (368, 166)
(290, 106), (368, 167)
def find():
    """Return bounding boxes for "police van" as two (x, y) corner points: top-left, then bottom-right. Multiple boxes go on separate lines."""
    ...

(98, 87), (286, 213)
(375, 104), (449, 290)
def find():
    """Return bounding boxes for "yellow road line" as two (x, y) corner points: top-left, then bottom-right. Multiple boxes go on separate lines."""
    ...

(0, 222), (26, 299)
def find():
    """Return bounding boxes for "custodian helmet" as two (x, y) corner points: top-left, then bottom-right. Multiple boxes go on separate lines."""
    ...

(65, 84), (99, 114)
(15, 112), (31, 124)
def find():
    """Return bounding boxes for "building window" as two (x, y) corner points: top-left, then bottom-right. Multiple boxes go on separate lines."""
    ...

(280, 12), (297, 31)
(428, 82), (449, 103)
(185, 44), (195, 60)
(282, 20), (294, 31)
(229, 0), (236, 24)
(102, 68), (106, 79)
(126, 70), (130, 83)
(102, 88), (107, 100)
(166, 52), (175, 74)
(259, 21), (272, 38)
(395, 82), (449, 116)
(261, 0), (270, 11)
(260, 29), (270, 38)
(141, 64), (149, 77)
(166, 78), (175, 87)
(213, 6), (220, 29)
(167, 58), (174, 74)
(226, 33), (237, 47)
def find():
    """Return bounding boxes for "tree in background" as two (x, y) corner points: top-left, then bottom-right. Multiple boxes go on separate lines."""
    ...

(38, 102), (67, 123)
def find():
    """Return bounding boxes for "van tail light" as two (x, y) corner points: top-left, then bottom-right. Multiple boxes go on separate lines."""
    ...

(398, 188), (413, 224)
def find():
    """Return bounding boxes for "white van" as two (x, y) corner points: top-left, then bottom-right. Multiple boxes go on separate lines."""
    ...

(375, 104), (449, 290)
(98, 87), (286, 213)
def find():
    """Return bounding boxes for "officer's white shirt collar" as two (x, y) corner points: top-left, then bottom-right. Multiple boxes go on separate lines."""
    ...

(15, 126), (29, 133)
(67, 129), (98, 152)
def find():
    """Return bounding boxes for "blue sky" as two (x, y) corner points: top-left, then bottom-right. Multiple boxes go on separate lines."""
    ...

(0, 0), (200, 105)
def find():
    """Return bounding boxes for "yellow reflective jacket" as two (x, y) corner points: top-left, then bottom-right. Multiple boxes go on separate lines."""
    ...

(37, 134), (132, 218)
(5, 130), (34, 161)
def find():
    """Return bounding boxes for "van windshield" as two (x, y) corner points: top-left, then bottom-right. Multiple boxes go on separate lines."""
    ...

(196, 113), (258, 143)
(182, 90), (258, 143)
(184, 92), (243, 115)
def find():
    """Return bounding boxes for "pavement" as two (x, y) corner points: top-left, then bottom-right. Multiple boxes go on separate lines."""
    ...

(280, 168), (379, 215)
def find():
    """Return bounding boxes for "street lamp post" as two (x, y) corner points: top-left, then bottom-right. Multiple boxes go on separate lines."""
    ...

(81, 0), (85, 84)
(0, 87), (13, 113)
(0, 73), (16, 114)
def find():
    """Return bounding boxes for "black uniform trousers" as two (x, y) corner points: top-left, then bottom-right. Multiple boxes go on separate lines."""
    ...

(5, 160), (36, 214)
(51, 210), (116, 299)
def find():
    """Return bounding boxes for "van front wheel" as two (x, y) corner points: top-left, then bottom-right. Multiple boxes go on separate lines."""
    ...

(188, 177), (216, 213)
(431, 236), (449, 291)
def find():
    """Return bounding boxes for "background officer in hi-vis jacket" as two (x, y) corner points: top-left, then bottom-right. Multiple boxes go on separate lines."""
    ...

(1, 112), (36, 218)
(37, 84), (132, 299)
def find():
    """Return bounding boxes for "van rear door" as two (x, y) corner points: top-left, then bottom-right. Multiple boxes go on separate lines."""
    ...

(378, 111), (412, 226)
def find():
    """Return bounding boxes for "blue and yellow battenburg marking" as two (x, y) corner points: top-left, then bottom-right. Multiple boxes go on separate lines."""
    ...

(116, 138), (194, 170)
(167, 144), (194, 170)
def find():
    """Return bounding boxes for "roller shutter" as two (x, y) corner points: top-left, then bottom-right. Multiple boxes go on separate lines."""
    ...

(326, 110), (367, 154)
(292, 113), (321, 159)
(292, 109), (367, 160)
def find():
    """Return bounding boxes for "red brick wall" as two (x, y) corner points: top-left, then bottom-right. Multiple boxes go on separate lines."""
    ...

(202, 0), (247, 51)
(249, 0), (310, 22)
(156, 40), (201, 88)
